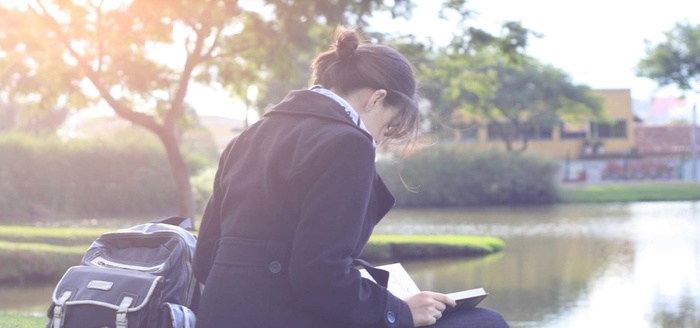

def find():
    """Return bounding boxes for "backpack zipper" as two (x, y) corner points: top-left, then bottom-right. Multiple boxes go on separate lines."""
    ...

(89, 256), (165, 273)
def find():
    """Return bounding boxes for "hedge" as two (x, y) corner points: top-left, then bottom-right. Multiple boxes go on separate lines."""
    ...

(377, 145), (560, 207)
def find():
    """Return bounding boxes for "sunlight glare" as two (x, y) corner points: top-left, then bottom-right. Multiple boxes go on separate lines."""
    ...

(0, 0), (30, 9)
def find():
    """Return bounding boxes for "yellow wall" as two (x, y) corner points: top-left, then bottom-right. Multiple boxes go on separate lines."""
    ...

(456, 89), (635, 160)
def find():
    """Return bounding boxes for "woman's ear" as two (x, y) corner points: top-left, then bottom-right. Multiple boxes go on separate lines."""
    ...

(366, 89), (387, 111)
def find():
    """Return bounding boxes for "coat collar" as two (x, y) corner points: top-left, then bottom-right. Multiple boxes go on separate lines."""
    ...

(263, 90), (374, 143)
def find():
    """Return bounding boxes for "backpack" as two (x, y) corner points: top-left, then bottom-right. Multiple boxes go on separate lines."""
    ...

(47, 217), (200, 328)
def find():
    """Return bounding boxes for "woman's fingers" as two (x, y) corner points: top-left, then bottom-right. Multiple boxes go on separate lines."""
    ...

(405, 291), (454, 327)
(428, 291), (457, 308)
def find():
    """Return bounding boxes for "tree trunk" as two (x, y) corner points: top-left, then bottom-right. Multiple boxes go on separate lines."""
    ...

(493, 122), (513, 151)
(503, 138), (513, 151)
(157, 129), (196, 222)
(517, 134), (529, 152)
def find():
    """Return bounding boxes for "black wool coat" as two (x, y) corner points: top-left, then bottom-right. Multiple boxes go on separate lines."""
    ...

(193, 90), (414, 327)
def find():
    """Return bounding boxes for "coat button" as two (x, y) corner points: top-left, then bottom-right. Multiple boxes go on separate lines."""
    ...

(386, 311), (396, 324)
(268, 261), (282, 274)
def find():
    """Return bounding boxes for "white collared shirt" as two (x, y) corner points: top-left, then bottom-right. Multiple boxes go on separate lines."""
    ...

(310, 85), (376, 150)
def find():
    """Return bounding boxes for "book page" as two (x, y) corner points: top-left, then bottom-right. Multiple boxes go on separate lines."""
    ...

(359, 262), (488, 307)
(359, 263), (420, 299)
(446, 287), (487, 300)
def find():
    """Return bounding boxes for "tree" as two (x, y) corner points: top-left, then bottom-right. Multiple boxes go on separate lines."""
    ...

(638, 20), (700, 180)
(421, 22), (603, 151)
(0, 0), (416, 220)
(637, 20), (700, 93)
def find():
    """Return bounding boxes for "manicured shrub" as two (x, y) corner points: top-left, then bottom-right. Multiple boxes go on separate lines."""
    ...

(361, 235), (506, 261)
(377, 145), (560, 207)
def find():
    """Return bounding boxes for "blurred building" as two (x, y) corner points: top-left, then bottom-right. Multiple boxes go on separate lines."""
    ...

(447, 89), (637, 161)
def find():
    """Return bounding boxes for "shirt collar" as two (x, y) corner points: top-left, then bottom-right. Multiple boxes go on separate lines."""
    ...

(310, 85), (376, 149)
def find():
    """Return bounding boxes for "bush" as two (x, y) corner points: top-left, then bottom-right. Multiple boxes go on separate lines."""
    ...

(190, 167), (216, 213)
(360, 235), (505, 262)
(377, 145), (560, 207)
(0, 130), (216, 221)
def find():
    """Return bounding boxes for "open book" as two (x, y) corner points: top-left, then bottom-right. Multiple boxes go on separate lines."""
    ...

(359, 263), (488, 312)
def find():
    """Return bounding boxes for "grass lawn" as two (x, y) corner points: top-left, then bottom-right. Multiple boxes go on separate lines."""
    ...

(0, 312), (46, 328)
(363, 234), (505, 261)
(558, 181), (700, 203)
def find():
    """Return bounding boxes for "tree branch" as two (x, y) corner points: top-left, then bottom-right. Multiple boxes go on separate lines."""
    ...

(166, 24), (208, 127)
(201, 27), (223, 62)
(31, 0), (162, 134)
(92, 0), (104, 73)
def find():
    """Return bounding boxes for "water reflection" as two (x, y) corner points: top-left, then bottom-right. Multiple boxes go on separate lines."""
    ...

(376, 202), (700, 328)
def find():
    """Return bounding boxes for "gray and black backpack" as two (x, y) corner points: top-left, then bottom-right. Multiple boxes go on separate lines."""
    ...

(47, 217), (200, 328)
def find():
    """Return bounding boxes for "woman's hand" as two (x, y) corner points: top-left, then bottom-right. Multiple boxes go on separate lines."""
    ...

(404, 291), (457, 327)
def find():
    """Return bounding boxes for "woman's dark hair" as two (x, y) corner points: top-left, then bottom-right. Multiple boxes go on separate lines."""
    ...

(311, 27), (419, 142)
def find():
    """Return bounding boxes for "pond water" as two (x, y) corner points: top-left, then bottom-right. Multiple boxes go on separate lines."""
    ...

(375, 201), (700, 328)
(3, 201), (700, 328)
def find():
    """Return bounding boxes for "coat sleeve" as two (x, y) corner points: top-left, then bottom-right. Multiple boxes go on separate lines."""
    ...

(288, 133), (414, 328)
(192, 139), (235, 284)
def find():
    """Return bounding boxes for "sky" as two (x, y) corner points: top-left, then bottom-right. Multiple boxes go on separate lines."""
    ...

(380, 0), (700, 103)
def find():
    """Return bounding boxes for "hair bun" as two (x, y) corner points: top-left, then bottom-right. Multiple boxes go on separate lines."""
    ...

(335, 29), (360, 60)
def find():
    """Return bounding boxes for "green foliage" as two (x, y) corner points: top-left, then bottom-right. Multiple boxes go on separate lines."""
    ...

(637, 21), (700, 92)
(0, 132), (181, 220)
(377, 145), (560, 207)
(420, 22), (603, 151)
(558, 182), (700, 203)
(0, 313), (46, 328)
(361, 235), (505, 261)
(190, 167), (217, 215)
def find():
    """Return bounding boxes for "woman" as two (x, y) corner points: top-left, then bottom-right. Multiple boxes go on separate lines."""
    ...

(193, 27), (509, 328)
